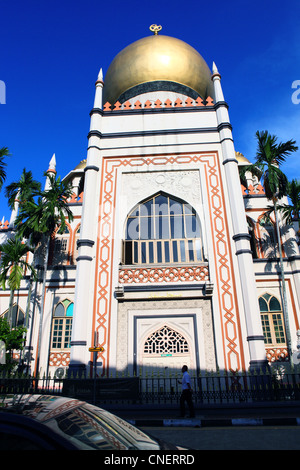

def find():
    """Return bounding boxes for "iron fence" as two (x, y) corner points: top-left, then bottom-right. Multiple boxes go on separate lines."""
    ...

(1, 366), (300, 407)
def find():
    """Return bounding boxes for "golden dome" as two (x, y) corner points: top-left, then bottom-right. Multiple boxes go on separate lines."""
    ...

(236, 152), (251, 164)
(103, 33), (213, 105)
(74, 159), (86, 170)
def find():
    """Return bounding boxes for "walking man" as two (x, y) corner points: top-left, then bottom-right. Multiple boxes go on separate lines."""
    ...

(178, 365), (195, 418)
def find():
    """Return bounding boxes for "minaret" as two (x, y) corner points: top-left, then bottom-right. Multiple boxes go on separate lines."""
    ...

(8, 193), (19, 229)
(212, 63), (268, 371)
(8, 153), (55, 230)
(69, 69), (104, 376)
(44, 153), (56, 190)
(94, 68), (104, 108)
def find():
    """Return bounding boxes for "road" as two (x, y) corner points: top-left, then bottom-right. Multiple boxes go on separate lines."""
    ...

(141, 425), (300, 450)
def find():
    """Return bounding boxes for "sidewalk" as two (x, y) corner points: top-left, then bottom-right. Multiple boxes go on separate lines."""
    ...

(106, 401), (300, 427)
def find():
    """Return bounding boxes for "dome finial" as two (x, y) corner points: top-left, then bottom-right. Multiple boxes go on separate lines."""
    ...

(149, 24), (162, 35)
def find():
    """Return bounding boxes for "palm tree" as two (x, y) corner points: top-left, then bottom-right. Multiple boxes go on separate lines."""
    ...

(15, 171), (74, 373)
(4, 169), (43, 366)
(0, 236), (36, 328)
(0, 147), (10, 191)
(5, 168), (41, 209)
(241, 130), (298, 360)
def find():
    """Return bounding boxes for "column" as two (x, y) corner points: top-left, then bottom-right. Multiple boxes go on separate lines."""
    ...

(69, 69), (104, 376)
(212, 63), (268, 370)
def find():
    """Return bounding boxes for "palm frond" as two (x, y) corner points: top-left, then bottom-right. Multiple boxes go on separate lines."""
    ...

(276, 178), (300, 222)
(15, 172), (74, 242)
(253, 130), (297, 202)
(0, 147), (11, 190)
(239, 162), (263, 185)
(5, 168), (41, 209)
(0, 237), (35, 290)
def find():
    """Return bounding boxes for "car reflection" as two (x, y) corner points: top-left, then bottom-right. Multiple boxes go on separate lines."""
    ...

(0, 394), (181, 450)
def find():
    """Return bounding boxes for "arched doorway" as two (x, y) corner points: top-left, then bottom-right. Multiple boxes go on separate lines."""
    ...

(140, 324), (192, 376)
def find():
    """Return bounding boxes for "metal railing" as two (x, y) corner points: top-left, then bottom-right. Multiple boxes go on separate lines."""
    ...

(1, 366), (300, 407)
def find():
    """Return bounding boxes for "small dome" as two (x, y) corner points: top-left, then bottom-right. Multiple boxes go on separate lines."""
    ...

(74, 159), (86, 170)
(236, 152), (251, 164)
(103, 33), (213, 105)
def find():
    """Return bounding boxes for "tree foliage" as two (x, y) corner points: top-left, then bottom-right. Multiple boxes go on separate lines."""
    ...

(15, 172), (74, 242)
(5, 168), (41, 209)
(0, 237), (36, 292)
(0, 316), (26, 373)
(0, 147), (10, 191)
(277, 178), (300, 223)
(240, 130), (298, 201)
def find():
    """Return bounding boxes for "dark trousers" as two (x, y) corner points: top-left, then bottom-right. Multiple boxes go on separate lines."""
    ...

(180, 389), (195, 417)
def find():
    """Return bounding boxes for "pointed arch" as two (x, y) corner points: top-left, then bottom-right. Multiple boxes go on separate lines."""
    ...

(1, 303), (25, 328)
(51, 299), (73, 350)
(259, 292), (287, 360)
(143, 324), (190, 355)
(123, 191), (203, 264)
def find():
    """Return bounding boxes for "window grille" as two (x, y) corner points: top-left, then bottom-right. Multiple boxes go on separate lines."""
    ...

(259, 293), (286, 346)
(143, 326), (189, 355)
(51, 299), (73, 349)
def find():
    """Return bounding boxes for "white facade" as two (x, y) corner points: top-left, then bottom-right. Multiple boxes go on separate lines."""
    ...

(1, 32), (299, 378)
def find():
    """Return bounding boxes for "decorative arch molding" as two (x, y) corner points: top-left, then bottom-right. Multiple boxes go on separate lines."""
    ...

(135, 315), (197, 375)
(120, 170), (202, 223)
(1, 303), (26, 328)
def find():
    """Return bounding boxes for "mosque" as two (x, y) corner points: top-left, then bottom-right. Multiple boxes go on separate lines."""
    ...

(1, 25), (300, 378)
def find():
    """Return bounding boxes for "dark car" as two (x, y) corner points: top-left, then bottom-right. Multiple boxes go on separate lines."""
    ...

(0, 394), (184, 450)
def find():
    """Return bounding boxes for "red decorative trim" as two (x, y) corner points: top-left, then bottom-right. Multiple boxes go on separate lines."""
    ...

(241, 184), (265, 195)
(49, 351), (70, 367)
(103, 96), (214, 112)
(67, 192), (84, 204)
(0, 220), (9, 230)
(265, 347), (289, 363)
(119, 265), (209, 284)
(93, 152), (245, 374)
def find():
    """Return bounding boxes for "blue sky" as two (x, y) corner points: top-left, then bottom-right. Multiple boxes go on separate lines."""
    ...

(0, 0), (299, 220)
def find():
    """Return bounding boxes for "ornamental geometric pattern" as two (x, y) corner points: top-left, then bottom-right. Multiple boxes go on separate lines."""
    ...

(103, 96), (214, 111)
(94, 152), (244, 374)
(49, 352), (70, 367)
(265, 347), (289, 363)
(144, 326), (189, 355)
(119, 265), (209, 284)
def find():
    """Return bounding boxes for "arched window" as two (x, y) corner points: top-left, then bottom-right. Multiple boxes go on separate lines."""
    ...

(49, 225), (70, 266)
(1, 304), (25, 328)
(51, 299), (73, 349)
(123, 193), (203, 264)
(143, 325), (189, 355)
(259, 293), (286, 346)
